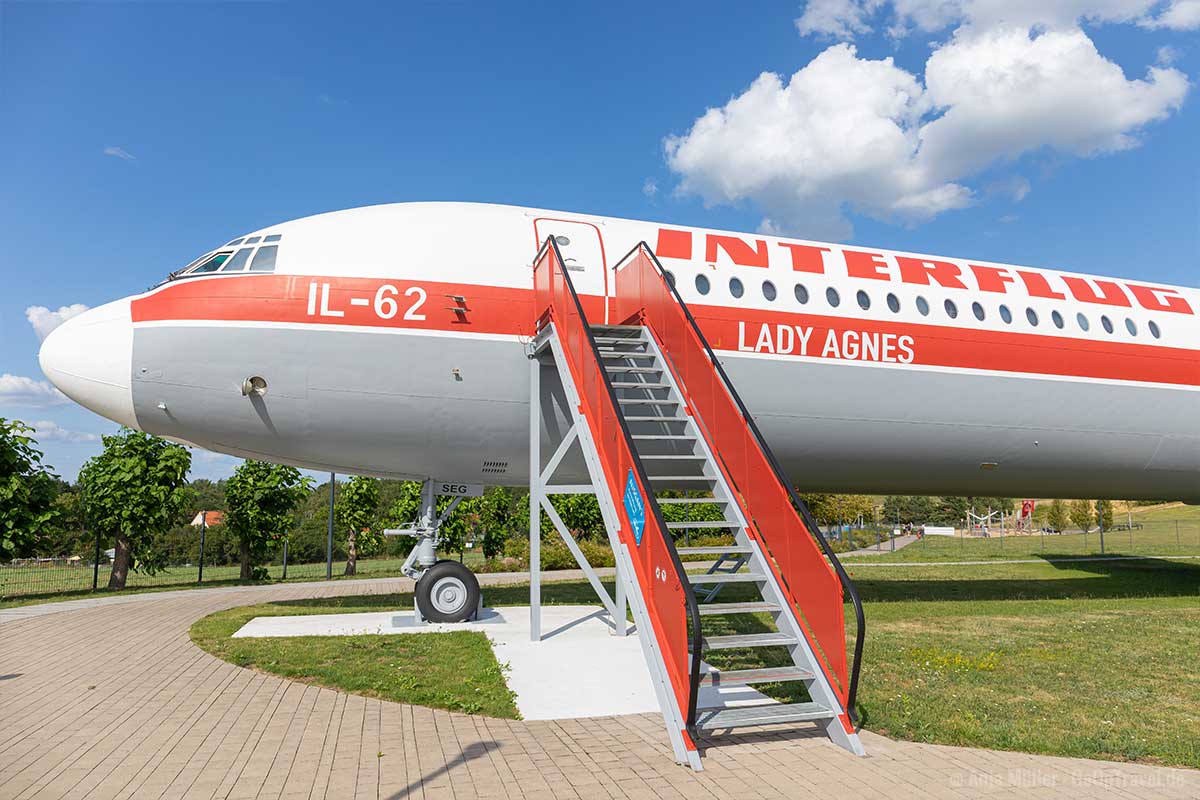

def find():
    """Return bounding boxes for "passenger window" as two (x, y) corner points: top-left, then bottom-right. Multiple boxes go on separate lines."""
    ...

(220, 248), (254, 272)
(1125, 318), (1137, 336)
(665, 270), (676, 288)
(826, 287), (840, 307)
(971, 302), (984, 321)
(1077, 313), (1090, 331)
(729, 277), (744, 298)
(695, 274), (710, 295)
(762, 280), (777, 301)
(1026, 307), (1039, 326)
(916, 296), (930, 316)
(190, 252), (232, 274)
(794, 283), (809, 304)
(856, 290), (870, 310)
(999, 305), (1012, 324)
(1149, 320), (1161, 339)
(1052, 310), (1064, 329)
(944, 299), (958, 319)
(1101, 315), (1114, 334)
(248, 245), (278, 272)
(887, 293), (900, 313)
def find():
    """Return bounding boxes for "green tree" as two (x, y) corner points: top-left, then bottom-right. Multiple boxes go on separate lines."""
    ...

(477, 486), (518, 560)
(1096, 499), (1114, 531)
(336, 475), (380, 575)
(1047, 499), (1069, 532)
(78, 429), (191, 588)
(1069, 499), (1094, 533)
(224, 461), (310, 580)
(0, 418), (59, 560)
(881, 495), (937, 525)
(799, 494), (874, 526)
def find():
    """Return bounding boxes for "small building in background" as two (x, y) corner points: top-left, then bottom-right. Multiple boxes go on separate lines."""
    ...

(190, 511), (225, 527)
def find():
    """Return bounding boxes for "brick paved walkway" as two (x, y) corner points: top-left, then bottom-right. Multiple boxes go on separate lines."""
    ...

(1, 578), (1197, 799)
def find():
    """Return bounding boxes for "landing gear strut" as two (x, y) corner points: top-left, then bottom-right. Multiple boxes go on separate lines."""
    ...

(384, 479), (482, 624)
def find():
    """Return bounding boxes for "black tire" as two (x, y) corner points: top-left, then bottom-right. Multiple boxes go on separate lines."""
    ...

(415, 560), (481, 623)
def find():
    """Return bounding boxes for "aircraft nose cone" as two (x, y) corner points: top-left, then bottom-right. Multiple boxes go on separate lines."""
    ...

(38, 298), (138, 429)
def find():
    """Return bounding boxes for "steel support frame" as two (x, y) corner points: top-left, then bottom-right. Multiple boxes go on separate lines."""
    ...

(528, 325), (698, 770)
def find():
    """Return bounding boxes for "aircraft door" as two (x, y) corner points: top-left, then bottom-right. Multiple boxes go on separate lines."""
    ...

(533, 217), (610, 323)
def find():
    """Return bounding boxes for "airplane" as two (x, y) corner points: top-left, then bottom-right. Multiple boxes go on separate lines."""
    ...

(37, 201), (1199, 762)
(39, 201), (1199, 507)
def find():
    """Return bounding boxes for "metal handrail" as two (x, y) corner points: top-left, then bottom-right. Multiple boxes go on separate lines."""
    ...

(533, 237), (705, 729)
(615, 241), (866, 722)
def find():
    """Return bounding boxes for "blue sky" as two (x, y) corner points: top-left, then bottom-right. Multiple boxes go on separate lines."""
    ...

(1, 1), (1196, 480)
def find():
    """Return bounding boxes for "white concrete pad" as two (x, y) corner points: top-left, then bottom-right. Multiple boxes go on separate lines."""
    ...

(232, 604), (774, 720)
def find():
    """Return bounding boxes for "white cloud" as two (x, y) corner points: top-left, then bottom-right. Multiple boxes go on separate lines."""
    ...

(999, 214), (1019, 223)
(103, 145), (136, 161)
(1141, 0), (1200, 29)
(797, 0), (884, 37)
(665, 7), (1189, 239)
(642, 178), (659, 197)
(25, 304), (90, 341)
(30, 420), (100, 443)
(1156, 44), (1182, 65)
(0, 374), (70, 407)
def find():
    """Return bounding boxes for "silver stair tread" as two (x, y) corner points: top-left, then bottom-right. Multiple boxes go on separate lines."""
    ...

(604, 366), (662, 373)
(610, 382), (671, 388)
(668, 521), (736, 529)
(676, 545), (751, 555)
(686, 572), (764, 584)
(696, 601), (780, 616)
(631, 434), (693, 440)
(597, 352), (656, 358)
(638, 454), (706, 460)
(696, 701), (835, 730)
(698, 632), (797, 649)
(617, 398), (679, 405)
(623, 416), (686, 422)
(699, 666), (814, 687)
(590, 324), (643, 331)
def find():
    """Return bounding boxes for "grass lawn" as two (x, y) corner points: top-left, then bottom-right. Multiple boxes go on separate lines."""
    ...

(191, 558), (1200, 769)
(850, 519), (1200, 562)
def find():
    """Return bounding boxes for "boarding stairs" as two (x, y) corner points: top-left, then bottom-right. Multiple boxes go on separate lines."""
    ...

(530, 239), (865, 769)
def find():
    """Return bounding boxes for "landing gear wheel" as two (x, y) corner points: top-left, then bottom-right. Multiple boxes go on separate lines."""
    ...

(415, 560), (481, 623)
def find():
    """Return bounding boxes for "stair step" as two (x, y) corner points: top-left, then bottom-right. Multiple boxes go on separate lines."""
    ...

(698, 632), (797, 650)
(617, 399), (679, 405)
(668, 521), (736, 529)
(604, 366), (661, 373)
(598, 352), (656, 359)
(610, 382), (671, 388)
(676, 545), (751, 555)
(696, 601), (779, 616)
(687, 572), (762, 584)
(696, 701), (835, 730)
(656, 497), (722, 504)
(699, 666), (814, 688)
(593, 338), (646, 346)
(631, 434), (693, 440)
(638, 454), (706, 460)
(591, 324), (643, 332)
(622, 416), (686, 422)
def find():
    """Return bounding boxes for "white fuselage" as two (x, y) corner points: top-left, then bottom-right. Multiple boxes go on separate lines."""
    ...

(39, 202), (1200, 500)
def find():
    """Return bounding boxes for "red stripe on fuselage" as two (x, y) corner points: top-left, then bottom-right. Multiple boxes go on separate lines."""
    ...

(132, 275), (1200, 387)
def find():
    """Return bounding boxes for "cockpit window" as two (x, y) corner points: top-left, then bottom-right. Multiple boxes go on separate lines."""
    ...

(224, 238), (245, 247)
(189, 251), (233, 274)
(248, 245), (278, 272)
(244, 236), (262, 245)
(220, 247), (254, 272)
(263, 234), (282, 243)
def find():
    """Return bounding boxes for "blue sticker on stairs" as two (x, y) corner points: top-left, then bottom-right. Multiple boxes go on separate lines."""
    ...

(624, 469), (646, 546)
